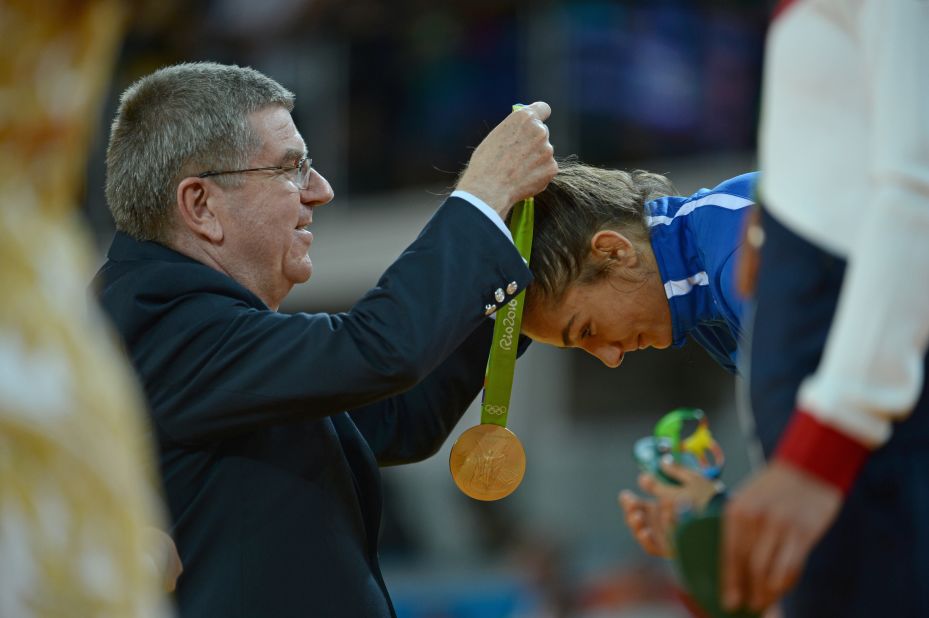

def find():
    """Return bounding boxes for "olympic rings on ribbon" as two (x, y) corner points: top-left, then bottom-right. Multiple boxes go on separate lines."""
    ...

(482, 404), (509, 416)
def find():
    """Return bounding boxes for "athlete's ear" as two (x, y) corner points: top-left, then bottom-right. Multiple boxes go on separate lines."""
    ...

(590, 230), (637, 267)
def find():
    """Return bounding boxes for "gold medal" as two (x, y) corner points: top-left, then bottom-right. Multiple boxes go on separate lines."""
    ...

(450, 142), (534, 502)
(449, 424), (526, 501)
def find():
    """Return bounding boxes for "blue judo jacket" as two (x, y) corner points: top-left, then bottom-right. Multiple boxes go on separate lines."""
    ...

(646, 172), (759, 373)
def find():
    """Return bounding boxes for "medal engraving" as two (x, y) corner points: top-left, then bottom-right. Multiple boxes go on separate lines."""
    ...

(449, 424), (526, 501)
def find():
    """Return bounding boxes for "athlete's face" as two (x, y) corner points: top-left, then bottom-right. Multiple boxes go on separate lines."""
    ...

(522, 231), (673, 367)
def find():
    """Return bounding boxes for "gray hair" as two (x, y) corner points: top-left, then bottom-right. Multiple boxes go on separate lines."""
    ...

(105, 62), (295, 242)
(526, 158), (675, 307)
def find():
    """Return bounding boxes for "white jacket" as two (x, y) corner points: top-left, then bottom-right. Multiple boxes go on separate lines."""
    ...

(761, 0), (929, 487)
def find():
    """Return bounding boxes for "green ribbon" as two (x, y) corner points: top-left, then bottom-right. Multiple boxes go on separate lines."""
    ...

(480, 155), (534, 426)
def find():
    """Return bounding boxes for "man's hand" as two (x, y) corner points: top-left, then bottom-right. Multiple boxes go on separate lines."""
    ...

(456, 102), (557, 218)
(722, 461), (842, 613)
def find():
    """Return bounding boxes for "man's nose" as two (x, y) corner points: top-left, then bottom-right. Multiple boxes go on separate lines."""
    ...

(301, 170), (334, 207)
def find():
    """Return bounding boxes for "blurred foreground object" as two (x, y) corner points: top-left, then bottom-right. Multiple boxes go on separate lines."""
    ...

(634, 408), (725, 485)
(674, 505), (757, 618)
(0, 2), (170, 616)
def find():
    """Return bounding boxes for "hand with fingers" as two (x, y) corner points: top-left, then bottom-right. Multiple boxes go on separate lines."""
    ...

(721, 461), (842, 613)
(619, 457), (724, 558)
(618, 488), (677, 557)
(456, 102), (558, 219)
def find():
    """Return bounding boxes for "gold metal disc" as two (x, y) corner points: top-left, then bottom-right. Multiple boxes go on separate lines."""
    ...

(449, 424), (526, 501)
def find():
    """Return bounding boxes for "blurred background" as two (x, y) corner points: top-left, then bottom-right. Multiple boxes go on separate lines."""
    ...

(79, 1), (770, 616)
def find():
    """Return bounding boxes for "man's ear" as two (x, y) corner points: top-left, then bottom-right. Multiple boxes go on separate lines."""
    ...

(590, 229), (637, 267)
(176, 177), (224, 243)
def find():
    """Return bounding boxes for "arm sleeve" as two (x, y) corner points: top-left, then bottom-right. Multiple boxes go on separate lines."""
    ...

(139, 199), (532, 444)
(775, 0), (929, 491)
(451, 190), (514, 244)
(348, 325), (532, 465)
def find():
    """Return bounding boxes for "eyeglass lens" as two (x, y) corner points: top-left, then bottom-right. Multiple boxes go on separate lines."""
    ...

(294, 158), (313, 189)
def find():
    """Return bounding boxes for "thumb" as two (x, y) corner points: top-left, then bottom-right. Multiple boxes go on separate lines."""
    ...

(518, 101), (551, 122)
(660, 456), (703, 485)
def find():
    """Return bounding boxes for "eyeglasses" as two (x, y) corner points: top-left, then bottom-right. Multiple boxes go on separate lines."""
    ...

(197, 155), (313, 190)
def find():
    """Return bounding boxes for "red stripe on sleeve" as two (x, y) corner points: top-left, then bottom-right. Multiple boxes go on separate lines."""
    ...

(774, 410), (871, 494)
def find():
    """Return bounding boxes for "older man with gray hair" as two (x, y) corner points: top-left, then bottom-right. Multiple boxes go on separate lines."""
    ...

(95, 61), (556, 617)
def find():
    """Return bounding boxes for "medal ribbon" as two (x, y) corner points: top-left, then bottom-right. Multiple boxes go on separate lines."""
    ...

(480, 132), (534, 427)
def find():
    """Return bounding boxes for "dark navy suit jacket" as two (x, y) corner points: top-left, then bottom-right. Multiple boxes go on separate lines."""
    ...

(94, 198), (532, 618)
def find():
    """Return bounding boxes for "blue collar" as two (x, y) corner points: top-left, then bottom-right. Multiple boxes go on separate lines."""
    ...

(647, 195), (721, 348)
